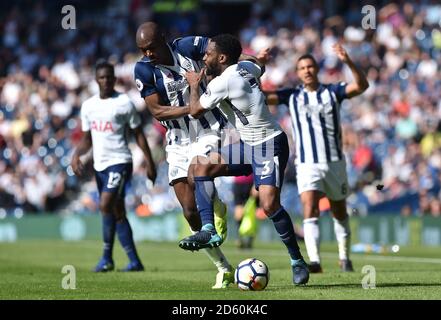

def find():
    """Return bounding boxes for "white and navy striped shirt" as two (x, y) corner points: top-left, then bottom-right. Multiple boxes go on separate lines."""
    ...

(134, 36), (227, 144)
(277, 83), (347, 164)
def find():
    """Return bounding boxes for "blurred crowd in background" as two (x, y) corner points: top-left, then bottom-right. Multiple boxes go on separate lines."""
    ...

(0, 0), (440, 218)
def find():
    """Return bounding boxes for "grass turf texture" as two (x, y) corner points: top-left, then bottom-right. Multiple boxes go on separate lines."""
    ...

(0, 240), (440, 300)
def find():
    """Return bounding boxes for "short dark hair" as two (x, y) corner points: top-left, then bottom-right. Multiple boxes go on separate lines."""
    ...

(95, 59), (114, 75)
(296, 54), (318, 69)
(211, 34), (242, 64)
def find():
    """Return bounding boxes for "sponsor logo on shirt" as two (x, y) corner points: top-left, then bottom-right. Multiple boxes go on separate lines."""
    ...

(91, 120), (114, 132)
(182, 60), (193, 71)
(166, 78), (187, 93)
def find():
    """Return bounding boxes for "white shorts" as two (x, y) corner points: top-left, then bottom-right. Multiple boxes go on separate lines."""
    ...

(166, 134), (220, 185)
(296, 159), (349, 201)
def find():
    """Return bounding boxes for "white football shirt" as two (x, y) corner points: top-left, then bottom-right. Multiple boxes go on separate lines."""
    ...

(80, 92), (141, 171)
(199, 61), (281, 145)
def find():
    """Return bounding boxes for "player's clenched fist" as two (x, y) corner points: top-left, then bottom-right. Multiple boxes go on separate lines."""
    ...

(185, 68), (206, 87)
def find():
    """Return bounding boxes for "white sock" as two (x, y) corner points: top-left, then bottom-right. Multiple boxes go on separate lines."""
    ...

(190, 229), (232, 272)
(203, 247), (232, 273)
(333, 217), (351, 261)
(303, 218), (320, 263)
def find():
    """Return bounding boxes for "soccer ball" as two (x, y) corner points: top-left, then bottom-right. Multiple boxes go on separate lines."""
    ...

(234, 258), (269, 291)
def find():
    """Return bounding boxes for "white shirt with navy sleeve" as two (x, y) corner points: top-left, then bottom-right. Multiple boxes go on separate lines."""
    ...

(134, 36), (227, 144)
(199, 60), (281, 146)
(276, 82), (347, 164)
(80, 92), (140, 171)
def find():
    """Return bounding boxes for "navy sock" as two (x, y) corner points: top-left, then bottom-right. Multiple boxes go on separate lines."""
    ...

(269, 207), (303, 261)
(116, 218), (141, 263)
(102, 214), (116, 261)
(194, 176), (215, 228)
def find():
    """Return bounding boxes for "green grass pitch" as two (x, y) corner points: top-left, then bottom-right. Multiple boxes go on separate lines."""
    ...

(0, 240), (440, 300)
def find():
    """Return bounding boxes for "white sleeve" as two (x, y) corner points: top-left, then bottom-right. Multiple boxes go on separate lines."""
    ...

(127, 102), (142, 129)
(80, 104), (90, 132)
(238, 60), (262, 79)
(199, 76), (228, 110)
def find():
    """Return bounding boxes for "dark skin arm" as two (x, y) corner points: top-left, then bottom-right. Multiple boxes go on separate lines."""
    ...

(71, 131), (92, 176)
(333, 43), (369, 98)
(132, 126), (157, 183)
(185, 69), (207, 119)
(144, 93), (190, 121)
(239, 47), (271, 69)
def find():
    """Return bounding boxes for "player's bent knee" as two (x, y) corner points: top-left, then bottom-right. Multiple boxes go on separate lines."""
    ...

(194, 153), (225, 176)
(194, 163), (211, 177)
(260, 201), (280, 217)
(194, 163), (225, 178)
(99, 202), (113, 215)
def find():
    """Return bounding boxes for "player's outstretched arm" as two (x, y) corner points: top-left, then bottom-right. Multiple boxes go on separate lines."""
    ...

(333, 43), (369, 98)
(239, 53), (263, 68)
(256, 48), (280, 105)
(71, 131), (92, 177)
(132, 126), (157, 183)
(144, 94), (190, 121)
(239, 47), (271, 68)
(185, 69), (207, 118)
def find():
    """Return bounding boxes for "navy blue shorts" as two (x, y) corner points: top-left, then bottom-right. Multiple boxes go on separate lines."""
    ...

(219, 132), (289, 189)
(95, 163), (133, 198)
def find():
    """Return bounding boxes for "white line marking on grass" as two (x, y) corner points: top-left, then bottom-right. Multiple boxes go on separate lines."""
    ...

(321, 252), (441, 264)
(225, 248), (441, 264)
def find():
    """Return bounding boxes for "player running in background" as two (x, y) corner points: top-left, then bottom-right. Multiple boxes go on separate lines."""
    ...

(179, 34), (310, 286)
(71, 61), (156, 272)
(134, 22), (236, 288)
(265, 44), (369, 272)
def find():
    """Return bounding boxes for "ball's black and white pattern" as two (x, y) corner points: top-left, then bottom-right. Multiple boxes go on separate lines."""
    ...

(234, 258), (269, 291)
